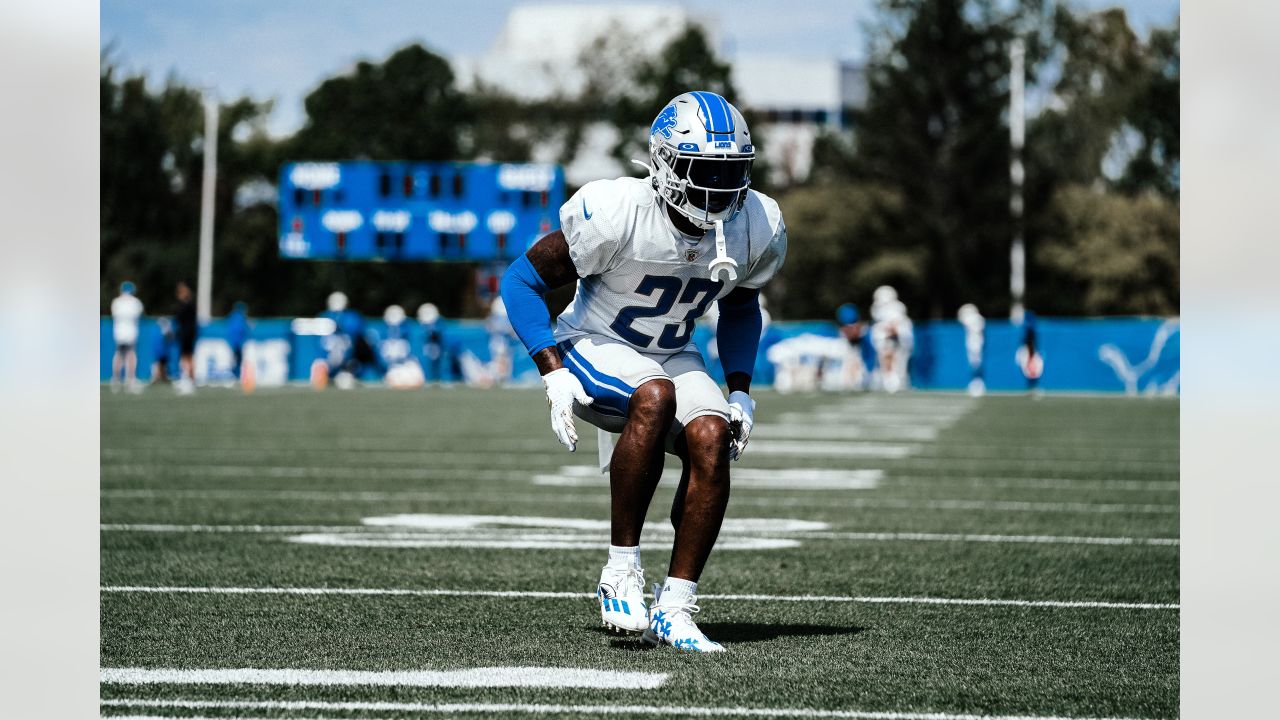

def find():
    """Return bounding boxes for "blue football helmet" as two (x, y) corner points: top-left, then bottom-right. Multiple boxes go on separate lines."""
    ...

(643, 91), (754, 230)
(837, 303), (860, 326)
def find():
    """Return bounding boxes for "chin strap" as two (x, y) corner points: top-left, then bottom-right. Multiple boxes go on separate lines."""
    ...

(708, 219), (739, 283)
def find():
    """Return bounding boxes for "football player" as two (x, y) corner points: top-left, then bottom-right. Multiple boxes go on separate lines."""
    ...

(501, 91), (786, 653)
(957, 303), (985, 396)
(110, 281), (144, 392)
(869, 285), (913, 393)
(173, 280), (198, 394)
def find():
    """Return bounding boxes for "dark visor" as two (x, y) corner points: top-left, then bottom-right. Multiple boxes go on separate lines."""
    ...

(675, 157), (751, 213)
(675, 157), (751, 191)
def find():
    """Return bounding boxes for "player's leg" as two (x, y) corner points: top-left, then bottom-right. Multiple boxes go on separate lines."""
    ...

(125, 347), (138, 387)
(177, 344), (196, 394)
(111, 347), (123, 389)
(666, 415), (731, 579)
(669, 462), (691, 533)
(609, 378), (675, 543)
(559, 336), (671, 633)
(642, 351), (731, 652)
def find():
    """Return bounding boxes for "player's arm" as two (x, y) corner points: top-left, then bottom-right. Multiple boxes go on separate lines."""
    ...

(717, 285), (761, 395)
(715, 286), (762, 460)
(501, 230), (579, 375)
(499, 230), (592, 451)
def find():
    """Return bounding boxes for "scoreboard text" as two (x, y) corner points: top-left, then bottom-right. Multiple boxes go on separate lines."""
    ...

(278, 161), (565, 261)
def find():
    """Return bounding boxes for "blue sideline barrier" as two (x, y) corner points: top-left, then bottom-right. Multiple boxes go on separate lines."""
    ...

(101, 315), (1179, 394)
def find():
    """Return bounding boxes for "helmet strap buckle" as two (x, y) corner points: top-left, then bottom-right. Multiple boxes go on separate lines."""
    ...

(707, 219), (739, 283)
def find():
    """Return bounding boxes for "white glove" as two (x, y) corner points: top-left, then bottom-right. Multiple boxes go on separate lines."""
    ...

(727, 391), (755, 461)
(543, 368), (593, 452)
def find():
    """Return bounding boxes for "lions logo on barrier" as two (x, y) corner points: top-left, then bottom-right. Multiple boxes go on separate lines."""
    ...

(650, 103), (678, 139)
(1098, 319), (1180, 396)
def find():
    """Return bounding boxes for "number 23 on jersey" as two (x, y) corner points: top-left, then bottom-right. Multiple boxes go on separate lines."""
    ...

(609, 274), (723, 351)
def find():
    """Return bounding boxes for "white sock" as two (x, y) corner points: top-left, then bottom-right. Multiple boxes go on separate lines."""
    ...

(661, 577), (697, 602)
(607, 545), (641, 569)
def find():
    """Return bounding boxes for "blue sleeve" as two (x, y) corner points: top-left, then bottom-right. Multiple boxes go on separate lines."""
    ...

(499, 254), (557, 357)
(716, 288), (762, 379)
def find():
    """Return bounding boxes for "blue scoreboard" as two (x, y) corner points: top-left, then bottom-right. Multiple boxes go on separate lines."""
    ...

(277, 161), (565, 261)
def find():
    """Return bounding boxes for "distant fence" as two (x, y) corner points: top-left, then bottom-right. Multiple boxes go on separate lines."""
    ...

(100, 315), (1179, 394)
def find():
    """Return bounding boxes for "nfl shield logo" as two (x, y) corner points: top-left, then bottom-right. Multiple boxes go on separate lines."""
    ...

(685, 249), (700, 262)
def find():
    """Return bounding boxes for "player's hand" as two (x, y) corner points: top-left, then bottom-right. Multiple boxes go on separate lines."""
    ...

(727, 391), (755, 461)
(542, 368), (593, 451)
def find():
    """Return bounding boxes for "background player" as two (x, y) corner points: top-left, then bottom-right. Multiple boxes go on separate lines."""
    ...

(417, 302), (446, 383)
(149, 317), (174, 384)
(173, 280), (198, 394)
(110, 281), (144, 392)
(958, 303), (986, 396)
(500, 91), (786, 653)
(836, 302), (869, 390)
(1017, 310), (1045, 395)
(226, 301), (251, 379)
(870, 285), (913, 393)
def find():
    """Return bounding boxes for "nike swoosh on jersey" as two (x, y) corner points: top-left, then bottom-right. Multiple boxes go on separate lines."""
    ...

(583, 198), (593, 220)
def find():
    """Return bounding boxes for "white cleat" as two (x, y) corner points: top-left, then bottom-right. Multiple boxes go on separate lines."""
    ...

(641, 583), (725, 653)
(597, 564), (648, 634)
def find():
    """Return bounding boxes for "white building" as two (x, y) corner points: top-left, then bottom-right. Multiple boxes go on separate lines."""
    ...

(454, 3), (863, 187)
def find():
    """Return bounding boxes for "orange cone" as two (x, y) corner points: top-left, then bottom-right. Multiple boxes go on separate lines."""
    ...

(241, 353), (256, 394)
(310, 359), (329, 390)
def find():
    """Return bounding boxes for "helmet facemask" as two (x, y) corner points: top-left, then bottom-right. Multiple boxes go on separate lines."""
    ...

(650, 144), (752, 231)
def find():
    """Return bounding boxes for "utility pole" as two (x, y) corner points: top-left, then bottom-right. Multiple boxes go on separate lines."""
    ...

(1008, 36), (1026, 322)
(196, 91), (218, 322)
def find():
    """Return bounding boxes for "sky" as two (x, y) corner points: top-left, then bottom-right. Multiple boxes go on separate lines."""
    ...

(101, 0), (1181, 137)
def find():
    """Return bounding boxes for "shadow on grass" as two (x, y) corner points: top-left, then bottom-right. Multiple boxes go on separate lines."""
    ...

(592, 622), (865, 649)
(698, 622), (867, 643)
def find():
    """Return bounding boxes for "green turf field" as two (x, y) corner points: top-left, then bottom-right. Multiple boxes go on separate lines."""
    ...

(100, 387), (1178, 719)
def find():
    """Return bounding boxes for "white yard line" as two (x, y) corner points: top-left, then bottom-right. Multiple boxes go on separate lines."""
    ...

(803, 531), (1178, 546)
(867, 457), (1178, 472)
(883, 477), (1178, 492)
(748, 441), (919, 458)
(100, 464), (534, 480)
(98, 488), (1178, 513)
(102, 523), (367, 533)
(754, 423), (941, 441)
(100, 450), (582, 466)
(287, 532), (800, 551)
(777, 412), (972, 426)
(534, 467), (884, 490)
(99, 585), (1178, 610)
(839, 499), (1175, 514)
(99, 523), (1179, 545)
(100, 666), (666, 689)
(98, 697), (1168, 720)
(530, 482), (1173, 513)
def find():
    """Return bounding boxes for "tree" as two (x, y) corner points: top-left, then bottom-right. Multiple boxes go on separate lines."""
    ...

(1034, 185), (1178, 315)
(1115, 22), (1179, 197)
(287, 44), (469, 161)
(101, 58), (274, 314)
(1021, 8), (1180, 313)
(268, 44), (492, 317)
(846, 0), (1017, 318)
(772, 182), (908, 318)
(606, 25), (738, 169)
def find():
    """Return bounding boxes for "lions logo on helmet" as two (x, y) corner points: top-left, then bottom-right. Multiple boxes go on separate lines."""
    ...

(642, 91), (754, 231)
(651, 103), (679, 139)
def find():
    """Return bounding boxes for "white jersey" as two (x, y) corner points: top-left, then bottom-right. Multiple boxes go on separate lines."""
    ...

(554, 177), (787, 355)
(111, 293), (144, 345)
